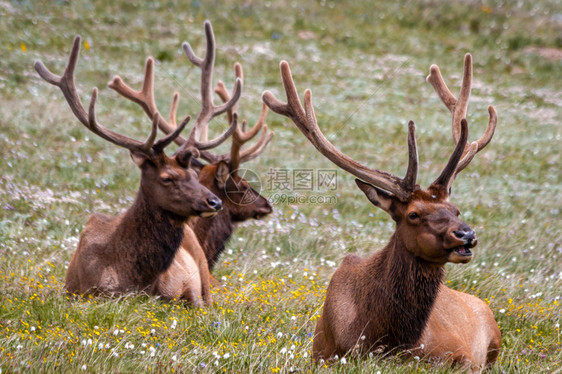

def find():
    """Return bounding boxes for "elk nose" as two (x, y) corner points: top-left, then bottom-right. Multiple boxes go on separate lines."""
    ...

(207, 197), (222, 211)
(453, 229), (476, 244)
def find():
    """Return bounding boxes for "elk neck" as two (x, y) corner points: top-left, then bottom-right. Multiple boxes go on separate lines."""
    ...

(364, 233), (444, 350)
(116, 187), (186, 285)
(191, 207), (235, 269)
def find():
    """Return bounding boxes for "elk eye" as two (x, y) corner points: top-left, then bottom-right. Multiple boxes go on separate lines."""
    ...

(408, 212), (420, 220)
(161, 177), (173, 184)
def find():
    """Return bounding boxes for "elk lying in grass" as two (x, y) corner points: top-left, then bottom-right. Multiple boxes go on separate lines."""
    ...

(35, 36), (237, 305)
(114, 21), (274, 271)
(192, 78), (273, 270)
(263, 54), (500, 371)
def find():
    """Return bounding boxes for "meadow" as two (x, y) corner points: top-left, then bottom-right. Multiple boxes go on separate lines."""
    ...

(0, 0), (560, 372)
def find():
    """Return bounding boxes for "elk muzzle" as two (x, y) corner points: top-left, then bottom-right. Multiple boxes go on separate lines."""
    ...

(200, 196), (223, 218)
(448, 227), (477, 263)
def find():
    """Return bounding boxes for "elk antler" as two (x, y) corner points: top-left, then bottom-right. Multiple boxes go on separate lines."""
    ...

(182, 20), (242, 143)
(34, 36), (190, 158)
(196, 62), (273, 171)
(151, 22), (273, 170)
(107, 36), (237, 153)
(263, 61), (418, 202)
(427, 53), (497, 178)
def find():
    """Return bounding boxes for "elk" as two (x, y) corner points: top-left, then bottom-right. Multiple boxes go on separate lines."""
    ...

(263, 54), (500, 371)
(34, 35), (238, 305)
(113, 21), (274, 270)
(192, 78), (274, 269)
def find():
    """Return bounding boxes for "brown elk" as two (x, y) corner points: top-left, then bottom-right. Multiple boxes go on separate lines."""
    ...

(34, 36), (237, 305)
(119, 21), (274, 270)
(263, 54), (500, 371)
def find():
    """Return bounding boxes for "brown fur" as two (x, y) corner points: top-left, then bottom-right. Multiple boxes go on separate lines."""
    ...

(190, 162), (272, 269)
(152, 226), (213, 306)
(263, 54), (499, 372)
(313, 184), (501, 372)
(65, 152), (220, 305)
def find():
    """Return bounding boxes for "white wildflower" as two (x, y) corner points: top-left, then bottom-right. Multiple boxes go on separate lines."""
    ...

(81, 365), (87, 371)
(340, 357), (347, 364)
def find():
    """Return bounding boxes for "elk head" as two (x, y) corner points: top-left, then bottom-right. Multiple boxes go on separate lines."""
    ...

(33, 36), (237, 220)
(263, 55), (497, 265)
(149, 21), (274, 222)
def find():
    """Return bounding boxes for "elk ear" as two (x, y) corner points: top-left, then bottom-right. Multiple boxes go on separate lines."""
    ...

(130, 151), (151, 168)
(355, 179), (395, 214)
(215, 161), (230, 189)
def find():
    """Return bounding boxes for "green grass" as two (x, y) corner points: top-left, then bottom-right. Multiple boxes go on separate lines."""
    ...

(1, 0), (560, 372)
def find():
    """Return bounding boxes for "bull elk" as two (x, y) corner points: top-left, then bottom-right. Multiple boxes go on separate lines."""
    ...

(192, 71), (274, 269)
(263, 54), (500, 371)
(34, 35), (238, 305)
(121, 21), (274, 270)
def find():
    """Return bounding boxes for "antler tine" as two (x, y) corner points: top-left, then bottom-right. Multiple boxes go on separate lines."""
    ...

(236, 104), (274, 162)
(165, 92), (189, 146)
(184, 113), (238, 151)
(35, 36), (176, 156)
(108, 57), (157, 116)
(153, 113), (191, 152)
(197, 122), (274, 165)
(107, 58), (191, 148)
(427, 53), (497, 176)
(432, 119), (470, 192)
(182, 21), (242, 143)
(203, 72), (272, 169)
(239, 125), (275, 163)
(156, 88), (238, 154)
(34, 36), (89, 128)
(263, 61), (416, 202)
(215, 62), (244, 126)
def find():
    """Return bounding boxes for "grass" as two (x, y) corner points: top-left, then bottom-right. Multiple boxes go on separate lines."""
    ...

(0, 0), (561, 372)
